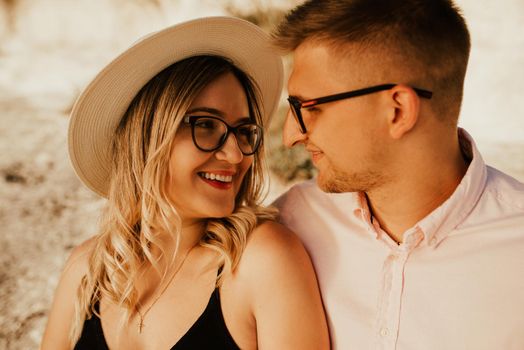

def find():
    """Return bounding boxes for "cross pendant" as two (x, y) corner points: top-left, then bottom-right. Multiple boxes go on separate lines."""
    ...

(138, 319), (144, 333)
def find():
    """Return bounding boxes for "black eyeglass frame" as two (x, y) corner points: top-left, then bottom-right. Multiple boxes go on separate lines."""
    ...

(183, 115), (263, 156)
(287, 84), (433, 134)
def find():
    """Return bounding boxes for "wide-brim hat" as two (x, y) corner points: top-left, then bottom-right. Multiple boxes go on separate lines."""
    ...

(68, 16), (283, 198)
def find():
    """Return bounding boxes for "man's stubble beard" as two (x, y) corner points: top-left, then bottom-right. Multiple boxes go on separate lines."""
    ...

(317, 159), (386, 194)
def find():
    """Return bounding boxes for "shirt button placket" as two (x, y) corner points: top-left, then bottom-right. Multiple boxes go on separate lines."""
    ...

(376, 252), (403, 349)
(376, 229), (422, 350)
(380, 327), (389, 337)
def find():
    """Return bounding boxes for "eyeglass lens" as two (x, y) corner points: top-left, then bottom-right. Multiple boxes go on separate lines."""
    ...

(287, 98), (306, 133)
(190, 117), (262, 155)
(288, 96), (306, 134)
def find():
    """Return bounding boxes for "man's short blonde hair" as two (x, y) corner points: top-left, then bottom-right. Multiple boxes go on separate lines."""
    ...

(273, 0), (471, 121)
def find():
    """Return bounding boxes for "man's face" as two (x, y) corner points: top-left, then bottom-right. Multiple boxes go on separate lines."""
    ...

(284, 41), (391, 193)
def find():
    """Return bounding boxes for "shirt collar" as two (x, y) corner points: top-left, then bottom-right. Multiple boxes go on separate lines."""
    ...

(353, 193), (384, 240)
(353, 128), (487, 248)
(417, 128), (487, 247)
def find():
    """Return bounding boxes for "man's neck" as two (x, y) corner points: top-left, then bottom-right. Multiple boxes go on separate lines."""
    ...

(365, 142), (469, 244)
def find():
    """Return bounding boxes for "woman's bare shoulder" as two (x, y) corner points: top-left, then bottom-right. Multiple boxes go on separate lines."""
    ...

(231, 222), (330, 348)
(233, 220), (317, 291)
(245, 221), (306, 259)
(62, 235), (97, 277)
(40, 235), (98, 350)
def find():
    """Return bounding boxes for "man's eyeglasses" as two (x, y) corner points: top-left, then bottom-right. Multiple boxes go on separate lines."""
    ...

(183, 115), (263, 156)
(287, 84), (433, 134)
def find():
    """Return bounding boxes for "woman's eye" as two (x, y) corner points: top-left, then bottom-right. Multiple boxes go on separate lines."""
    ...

(195, 119), (216, 129)
(237, 127), (251, 136)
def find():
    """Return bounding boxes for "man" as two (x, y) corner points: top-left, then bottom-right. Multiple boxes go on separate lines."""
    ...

(272, 1), (524, 349)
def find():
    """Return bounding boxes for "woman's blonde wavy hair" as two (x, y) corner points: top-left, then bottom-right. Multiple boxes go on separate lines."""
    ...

(70, 55), (276, 344)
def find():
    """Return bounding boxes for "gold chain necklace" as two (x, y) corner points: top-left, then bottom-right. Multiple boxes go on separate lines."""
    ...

(135, 246), (194, 333)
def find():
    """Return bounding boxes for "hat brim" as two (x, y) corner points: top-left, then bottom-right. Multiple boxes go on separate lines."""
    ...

(68, 16), (283, 198)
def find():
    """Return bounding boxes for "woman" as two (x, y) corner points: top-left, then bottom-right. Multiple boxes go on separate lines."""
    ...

(41, 17), (329, 349)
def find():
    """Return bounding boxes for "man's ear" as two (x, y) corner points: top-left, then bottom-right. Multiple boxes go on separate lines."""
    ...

(386, 84), (420, 139)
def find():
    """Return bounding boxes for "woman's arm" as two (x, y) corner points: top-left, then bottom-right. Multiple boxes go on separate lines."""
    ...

(40, 238), (94, 350)
(241, 221), (330, 349)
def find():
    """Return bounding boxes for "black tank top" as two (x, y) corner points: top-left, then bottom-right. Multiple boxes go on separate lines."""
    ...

(74, 288), (240, 349)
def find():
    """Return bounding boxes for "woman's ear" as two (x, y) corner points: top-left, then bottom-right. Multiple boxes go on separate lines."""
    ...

(386, 84), (420, 139)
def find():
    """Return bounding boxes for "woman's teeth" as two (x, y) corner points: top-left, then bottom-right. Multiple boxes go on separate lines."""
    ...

(200, 172), (233, 183)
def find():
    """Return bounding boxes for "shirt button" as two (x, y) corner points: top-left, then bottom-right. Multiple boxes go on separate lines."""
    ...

(380, 328), (389, 337)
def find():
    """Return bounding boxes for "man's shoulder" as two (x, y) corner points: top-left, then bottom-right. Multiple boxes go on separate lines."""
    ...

(458, 165), (524, 233)
(273, 178), (321, 206)
(273, 178), (355, 214)
(484, 166), (524, 212)
(272, 178), (361, 229)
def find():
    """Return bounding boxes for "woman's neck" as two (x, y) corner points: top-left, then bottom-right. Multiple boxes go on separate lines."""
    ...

(148, 218), (206, 269)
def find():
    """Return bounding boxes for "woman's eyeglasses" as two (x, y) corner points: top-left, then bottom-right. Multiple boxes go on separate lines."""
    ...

(183, 115), (263, 156)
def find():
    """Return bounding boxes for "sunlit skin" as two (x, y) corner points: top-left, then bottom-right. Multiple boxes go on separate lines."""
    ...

(145, 71), (255, 278)
(285, 41), (392, 193)
(284, 41), (468, 243)
(167, 72), (253, 224)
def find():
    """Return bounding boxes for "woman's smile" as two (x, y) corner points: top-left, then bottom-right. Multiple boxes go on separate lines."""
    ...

(198, 170), (236, 190)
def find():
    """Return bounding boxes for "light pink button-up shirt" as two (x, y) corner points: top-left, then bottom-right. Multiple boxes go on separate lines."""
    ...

(275, 130), (524, 350)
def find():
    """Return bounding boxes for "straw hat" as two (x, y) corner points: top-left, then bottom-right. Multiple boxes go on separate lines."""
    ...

(68, 16), (283, 198)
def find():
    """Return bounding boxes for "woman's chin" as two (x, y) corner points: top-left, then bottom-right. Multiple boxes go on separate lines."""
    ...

(200, 203), (235, 219)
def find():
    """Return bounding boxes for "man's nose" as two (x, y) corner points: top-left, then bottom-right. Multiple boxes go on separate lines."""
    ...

(282, 109), (307, 148)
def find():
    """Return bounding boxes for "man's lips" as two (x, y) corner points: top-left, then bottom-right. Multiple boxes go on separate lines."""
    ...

(307, 149), (324, 164)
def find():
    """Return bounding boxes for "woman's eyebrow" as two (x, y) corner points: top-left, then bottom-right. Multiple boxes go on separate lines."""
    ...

(186, 107), (224, 116)
(186, 107), (252, 123)
(236, 117), (252, 123)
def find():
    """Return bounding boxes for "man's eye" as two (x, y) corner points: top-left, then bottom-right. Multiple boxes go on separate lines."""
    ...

(304, 106), (321, 114)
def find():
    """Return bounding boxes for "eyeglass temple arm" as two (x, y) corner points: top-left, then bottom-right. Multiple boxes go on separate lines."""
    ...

(413, 88), (432, 99)
(301, 84), (432, 107)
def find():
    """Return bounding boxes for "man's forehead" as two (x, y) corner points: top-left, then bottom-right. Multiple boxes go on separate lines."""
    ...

(288, 40), (372, 96)
(293, 40), (343, 70)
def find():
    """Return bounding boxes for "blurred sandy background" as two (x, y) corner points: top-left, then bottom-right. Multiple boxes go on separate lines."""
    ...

(0, 0), (523, 349)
